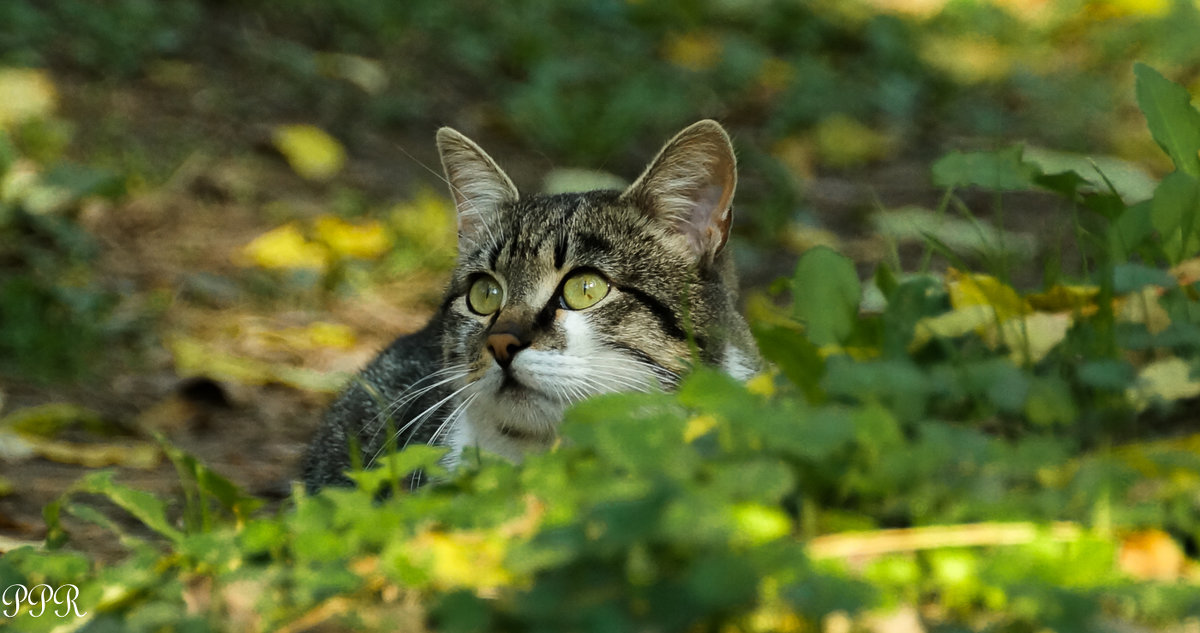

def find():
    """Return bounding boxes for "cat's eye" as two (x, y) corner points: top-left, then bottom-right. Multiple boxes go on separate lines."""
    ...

(560, 271), (610, 310)
(467, 275), (504, 315)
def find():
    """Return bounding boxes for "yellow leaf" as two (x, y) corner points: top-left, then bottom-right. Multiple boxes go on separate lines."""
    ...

(920, 35), (1012, 84)
(272, 124), (346, 181)
(663, 32), (722, 71)
(813, 114), (896, 168)
(947, 270), (1029, 322)
(910, 304), (995, 351)
(405, 530), (513, 592)
(169, 337), (345, 392)
(22, 436), (160, 469)
(1127, 357), (1200, 410)
(746, 373), (775, 398)
(1097, 0), (1171, 17)
(684, 414), (719, 443)
(239, 223), (330, 270)
(1170, 256), (1200, 285)
(1116, 286), (1170, 335)
(0, 68), (57, 128)
(990, 312), (1072, 365)
(314, 215), (392, 259)
(1119, 529), (1185, 581)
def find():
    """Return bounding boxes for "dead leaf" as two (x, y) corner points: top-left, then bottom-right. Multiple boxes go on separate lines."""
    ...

(21, 436), (160, 469)
(272, 124), (346, 181)
(1127, 357), (1200, 410)
(314, 215), (392, 260)
(237, 223), (330, 271)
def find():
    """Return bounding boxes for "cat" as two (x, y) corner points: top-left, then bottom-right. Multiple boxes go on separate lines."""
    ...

(302, 119), (760, 492)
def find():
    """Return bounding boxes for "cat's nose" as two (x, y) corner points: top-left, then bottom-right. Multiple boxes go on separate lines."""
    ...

(486, 332), (528, 368)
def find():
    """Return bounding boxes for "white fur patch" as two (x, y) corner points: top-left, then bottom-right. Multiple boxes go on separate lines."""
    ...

(448, 310), (666, 465)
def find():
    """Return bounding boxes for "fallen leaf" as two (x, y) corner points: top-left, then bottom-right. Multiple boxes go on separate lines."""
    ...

(314, 215), (392, 260)
(1127, 356), (1200, 410)
(989, 311), (1073, 365)
(272, 124), (346, 181)
(947, 270), (1029, 322)
(238, 223), (330, 271)
(1116, 286), (1171, 335)
(22, 436), (160, 469)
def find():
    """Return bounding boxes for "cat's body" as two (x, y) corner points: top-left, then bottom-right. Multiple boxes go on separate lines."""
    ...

(303, 120), (759, 492)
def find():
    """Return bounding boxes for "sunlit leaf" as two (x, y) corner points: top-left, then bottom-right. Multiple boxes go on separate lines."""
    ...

(1115, 286), (1170, 335)
(990, 311), (1073, 365)
(238, 222), (330, 271)
(22, 436), (159, 469)
(272, 124), (347, 181)
(920, 36), (1012, 84)
(1118, 529), (1185, 580)
(946, 270), (1028, 322)
(1135, 63), (1200, 178)
(813, 114), (896, 168)
(0, 67), (57, 129)
(314, 215), (392, 260)
(1126, 356), (1200, 409)
(169, 337), (346, 392)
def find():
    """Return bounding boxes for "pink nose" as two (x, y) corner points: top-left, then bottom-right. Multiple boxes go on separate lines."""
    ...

(487, 332), (525, 368)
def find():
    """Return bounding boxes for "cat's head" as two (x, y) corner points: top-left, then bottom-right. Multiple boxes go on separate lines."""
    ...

(435, 120), (756, 461)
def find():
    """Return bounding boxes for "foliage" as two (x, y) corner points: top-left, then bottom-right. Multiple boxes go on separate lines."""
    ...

(6, 63), (1200, 632)
(0, 70), (126, 381)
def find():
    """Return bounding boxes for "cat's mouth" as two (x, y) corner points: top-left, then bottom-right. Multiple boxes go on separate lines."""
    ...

(496, 423), (554, 443)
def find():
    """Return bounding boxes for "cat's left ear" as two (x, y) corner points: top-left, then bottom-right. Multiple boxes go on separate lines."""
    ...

(436, 127), (520, 251)
(621, 119), (737, 261)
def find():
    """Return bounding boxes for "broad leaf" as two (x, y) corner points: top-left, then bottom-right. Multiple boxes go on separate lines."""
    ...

(1135, 63), (1200, 178)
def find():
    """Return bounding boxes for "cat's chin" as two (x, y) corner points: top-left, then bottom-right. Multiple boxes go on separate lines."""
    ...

(445, 372), (564, 464)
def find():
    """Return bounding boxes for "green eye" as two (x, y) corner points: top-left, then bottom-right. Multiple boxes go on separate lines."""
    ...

(561, 271), (610, 310)
(467, 275), (504, 315)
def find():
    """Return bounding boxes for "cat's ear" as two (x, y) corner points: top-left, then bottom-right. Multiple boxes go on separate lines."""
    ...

(436, 127), (519, 250)
(621, 119), (737, 261)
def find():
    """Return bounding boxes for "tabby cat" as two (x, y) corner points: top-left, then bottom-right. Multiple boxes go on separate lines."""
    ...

(302, 120), (759, 492)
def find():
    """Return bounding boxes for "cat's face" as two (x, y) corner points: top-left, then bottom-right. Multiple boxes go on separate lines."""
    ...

(435, 121), (751, 461)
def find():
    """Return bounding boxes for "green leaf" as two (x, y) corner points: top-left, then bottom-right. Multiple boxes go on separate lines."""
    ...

(1135, 63), (1200, 178)
(751, 323), (825, 402)
(792, 246), (861, 346)
(347, 444), (449, 494)
(931, 146), (1038, 191)
(66, 470), (183, 544)
(1149, 171), (1200, 263)
(1112, 262), (1177, 294)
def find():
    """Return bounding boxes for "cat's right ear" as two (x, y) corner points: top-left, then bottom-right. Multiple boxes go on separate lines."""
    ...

(436, 128), (519, 250)
(621, 119), (737, 263)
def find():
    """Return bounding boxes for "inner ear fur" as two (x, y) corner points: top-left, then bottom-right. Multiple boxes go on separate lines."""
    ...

(620, 119), (737, 261)
(436, 127), (519, 250)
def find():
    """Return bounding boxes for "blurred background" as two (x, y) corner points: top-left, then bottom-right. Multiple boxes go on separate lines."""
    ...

(1, 0), (1199, 549)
